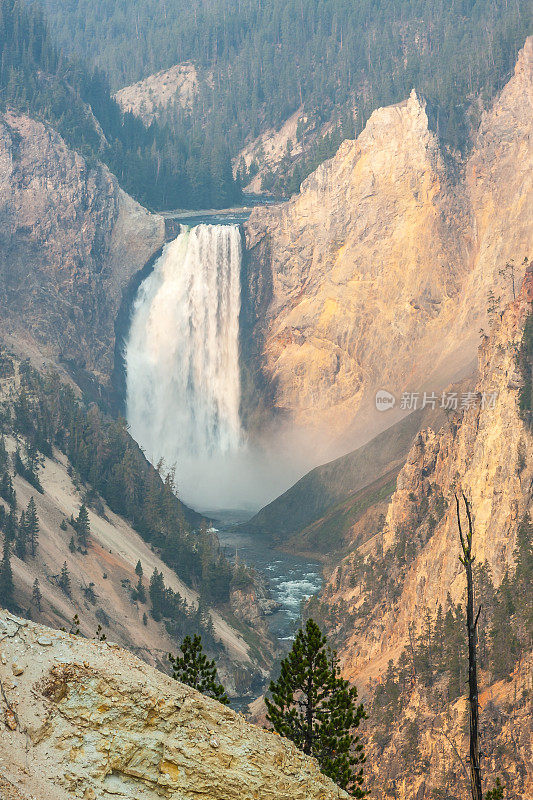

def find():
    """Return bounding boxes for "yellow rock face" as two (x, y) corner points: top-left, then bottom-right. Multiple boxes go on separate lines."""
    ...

(324, 271), (533, 686)
(0, 612), (350, 800)
(315, 271), (533, 800)
(244, 38), (533, 449)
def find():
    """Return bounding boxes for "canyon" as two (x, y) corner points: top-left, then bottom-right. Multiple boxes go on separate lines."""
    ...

(306, 268), (533, 799)
(0, 355), (274, 701)
(0, 22), (531, 799)
(0, 110), (165, 393)
(322, 268), (533, 683)
(1, 40), (531, 471)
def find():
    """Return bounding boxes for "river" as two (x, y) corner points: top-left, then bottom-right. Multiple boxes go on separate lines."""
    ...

(216, 520), (322, 642)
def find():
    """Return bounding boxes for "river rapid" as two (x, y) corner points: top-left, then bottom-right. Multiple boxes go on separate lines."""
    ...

(216, 521), (322, 642)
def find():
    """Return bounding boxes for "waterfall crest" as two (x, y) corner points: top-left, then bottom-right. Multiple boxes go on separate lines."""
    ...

(125, 224), (243, 504)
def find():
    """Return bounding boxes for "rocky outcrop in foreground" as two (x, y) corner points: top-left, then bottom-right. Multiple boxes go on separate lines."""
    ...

(0, 610), (348, 800)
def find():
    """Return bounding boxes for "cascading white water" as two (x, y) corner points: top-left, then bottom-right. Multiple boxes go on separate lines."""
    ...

(125, 224), (244, 507)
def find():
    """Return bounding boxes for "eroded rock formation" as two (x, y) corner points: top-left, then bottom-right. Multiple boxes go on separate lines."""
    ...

(0, 611), (349, 800)
(0, 110), (165, 385)
(312, 270), (533, 799)
(327, 269), (533, 685)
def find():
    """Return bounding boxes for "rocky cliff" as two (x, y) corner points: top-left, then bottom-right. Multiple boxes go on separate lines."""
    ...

(0, 110), (165, 390)
(309, 270), (533, 798)
(115, 63), (199, 125)
(325, 268), (533, 679)
(243, 38), (533, 453)
(0, 610), (349, 800)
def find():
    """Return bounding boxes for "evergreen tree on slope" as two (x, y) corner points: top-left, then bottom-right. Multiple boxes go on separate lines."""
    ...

(75, 503), (90, 548)
(266, 618), (366, 797)
(0, 537), (15, 609)
(26, 497), (39, 557)
(169, 633), (229, 705)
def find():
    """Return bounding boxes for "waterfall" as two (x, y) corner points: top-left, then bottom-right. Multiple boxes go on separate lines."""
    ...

(125, 224), (244, 506)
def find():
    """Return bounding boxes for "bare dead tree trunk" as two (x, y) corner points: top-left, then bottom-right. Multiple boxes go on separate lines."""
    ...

(455, 493), (483, 800)
(408, 621), (417, 681)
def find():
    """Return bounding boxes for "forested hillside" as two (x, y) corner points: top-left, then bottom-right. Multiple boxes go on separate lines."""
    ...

(0, 360), (229, 601)
(0, 352), (274, 694)
(40, 0), (532, 193)
(0, 0), (240, 209)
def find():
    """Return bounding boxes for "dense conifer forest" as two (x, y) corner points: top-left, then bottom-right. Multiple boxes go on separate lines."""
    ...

(40, 0), (532, 193)
(2, 0), (531, 200)
(0, 0), (241, 209)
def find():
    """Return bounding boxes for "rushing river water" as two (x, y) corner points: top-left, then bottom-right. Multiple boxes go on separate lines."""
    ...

(126, 224), (245, 509)
(217, 524), (323, 641)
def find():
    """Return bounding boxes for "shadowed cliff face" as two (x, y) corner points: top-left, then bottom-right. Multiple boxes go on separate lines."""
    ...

(244, 38), (533, 452)
(0, 110), (165, 389)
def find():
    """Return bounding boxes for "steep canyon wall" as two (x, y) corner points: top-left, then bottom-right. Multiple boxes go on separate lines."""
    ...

(243, 38), (533, 456)
(0, 110), (165, 390)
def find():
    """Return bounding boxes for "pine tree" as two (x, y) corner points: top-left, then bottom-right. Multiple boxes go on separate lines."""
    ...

(69, 535), (76, 553)
(13, 387), (32, 435)
(266, 619), (366, 797)
(0, 472), (16, 506)
(0, 435), (8, 472)
(512, 518), (533, 651)
(31, 578), (42, 611)
(83, 582), (97, 604)
(4, 507), (18, 543)
(0, 537), (15, 609)
(135, 559), (143, 578)
(58, 561), (71, 596)
(25, 441), (43, 483)
(26, 497), (39, 557)
(485, 778), (504, 800)
(149, 568), (166, 621)
(14, 446), (43, 493)
(487, 289), (501, 326)
(75, 504), (90, 548)
(15, 510), (27, 559)
(489, 572), (519, 680)
(135, 575), (147, 603)
(95, 624), (107, 641)
(169, 634), (229, 705)
(67, 614), (80, 635)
